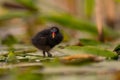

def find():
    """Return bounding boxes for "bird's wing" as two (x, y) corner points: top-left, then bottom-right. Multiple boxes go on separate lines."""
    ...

(32, 36), (47, 49)
(38, 37), (47, 45)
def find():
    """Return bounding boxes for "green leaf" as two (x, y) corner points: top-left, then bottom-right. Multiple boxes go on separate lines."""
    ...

(43, 14), (119, 38)
(0, 56), (6, 61)
(42, 58), (62, 67)
(84, 0), (95, 18)
(6, 50), (17, 63)
(11, 67), (44, 80)
(64, 46), (117, 58)
(43, 14), (97, 35)
(1, 34), (18, 47)
(0, 12), (28, 21)
(15, 0), (38, 11)
(80, 39), (102, 46)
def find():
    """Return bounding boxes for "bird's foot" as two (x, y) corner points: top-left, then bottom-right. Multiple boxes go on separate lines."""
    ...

(43, 51), (46, 57)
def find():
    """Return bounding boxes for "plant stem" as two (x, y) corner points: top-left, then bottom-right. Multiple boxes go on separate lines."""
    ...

(95, 0), (104, 42)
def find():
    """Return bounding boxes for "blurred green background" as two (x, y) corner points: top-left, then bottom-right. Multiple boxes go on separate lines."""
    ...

(0, 0), (120, 80)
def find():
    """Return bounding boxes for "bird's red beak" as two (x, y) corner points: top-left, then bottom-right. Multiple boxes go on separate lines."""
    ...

(52, 32), (55, 38)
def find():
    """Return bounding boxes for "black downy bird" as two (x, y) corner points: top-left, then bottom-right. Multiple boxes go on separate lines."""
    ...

(32, 26), (63, 57)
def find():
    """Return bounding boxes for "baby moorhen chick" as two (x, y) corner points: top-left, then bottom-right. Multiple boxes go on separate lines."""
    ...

(32, 26), (63, 57)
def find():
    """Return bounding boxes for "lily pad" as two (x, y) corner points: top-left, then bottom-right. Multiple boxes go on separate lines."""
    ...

(64, 46), (117, 58)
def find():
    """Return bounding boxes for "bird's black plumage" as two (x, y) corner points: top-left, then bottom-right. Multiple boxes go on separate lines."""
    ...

(32, 26), (63, 57)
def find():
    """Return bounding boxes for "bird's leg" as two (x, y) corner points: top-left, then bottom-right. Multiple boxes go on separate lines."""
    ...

(47, 51), (52, 57)
(43, 51), (46, 57)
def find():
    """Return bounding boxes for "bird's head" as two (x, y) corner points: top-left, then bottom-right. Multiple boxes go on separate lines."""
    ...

(50, 27), (59, 39)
